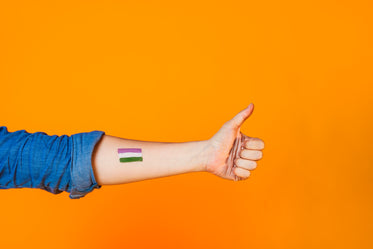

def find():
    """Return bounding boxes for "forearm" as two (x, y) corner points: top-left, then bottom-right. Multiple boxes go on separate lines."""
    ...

(91, 134), (208, 185)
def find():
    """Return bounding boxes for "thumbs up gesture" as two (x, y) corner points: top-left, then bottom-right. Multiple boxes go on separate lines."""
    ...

(203, 103), (264, 181)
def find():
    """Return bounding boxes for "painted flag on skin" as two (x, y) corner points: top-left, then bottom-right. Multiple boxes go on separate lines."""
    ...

(118, 148), (143, 163)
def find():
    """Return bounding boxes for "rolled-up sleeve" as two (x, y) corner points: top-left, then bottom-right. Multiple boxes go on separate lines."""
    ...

(0, 126), (105, 199)
(69, 130), (105, 199)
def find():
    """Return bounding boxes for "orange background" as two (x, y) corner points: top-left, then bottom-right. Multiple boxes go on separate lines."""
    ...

(1, 1), (372, 248)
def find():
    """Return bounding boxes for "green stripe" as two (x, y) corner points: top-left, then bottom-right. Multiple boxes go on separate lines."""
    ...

(119, 157), (143, 163)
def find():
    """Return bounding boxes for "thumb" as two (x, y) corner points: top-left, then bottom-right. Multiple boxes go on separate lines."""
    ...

(229, 103), (254, 129)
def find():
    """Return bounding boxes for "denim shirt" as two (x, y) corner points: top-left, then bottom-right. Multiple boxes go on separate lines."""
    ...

(0, 126), (105, 199)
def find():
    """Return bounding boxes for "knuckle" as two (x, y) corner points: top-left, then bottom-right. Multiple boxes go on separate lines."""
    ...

(254, 138), (265, 150)
(223, 121), (236, 130)
(257, 151), (263, 159)
(232, 122), (239, 130)
(251, 161), (257, 169)
(245, 170), (251, 178)
(260, 140), (265, 149)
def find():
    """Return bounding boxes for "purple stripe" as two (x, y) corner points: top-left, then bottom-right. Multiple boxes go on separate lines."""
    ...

(118, 148), (142, 153)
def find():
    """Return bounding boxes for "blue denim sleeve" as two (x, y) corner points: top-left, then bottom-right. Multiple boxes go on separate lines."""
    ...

(0, 126), (105, 199)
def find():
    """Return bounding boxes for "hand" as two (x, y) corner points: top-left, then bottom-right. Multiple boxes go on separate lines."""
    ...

(203, 103), (264, 181)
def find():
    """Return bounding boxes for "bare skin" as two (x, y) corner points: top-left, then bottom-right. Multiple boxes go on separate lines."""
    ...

(91, 103), (264, 185)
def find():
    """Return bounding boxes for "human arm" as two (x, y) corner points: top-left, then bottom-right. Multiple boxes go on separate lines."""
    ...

(91, 136), (208, 185)
(0, 103), (264, 199)
(91, 103), (264, 185)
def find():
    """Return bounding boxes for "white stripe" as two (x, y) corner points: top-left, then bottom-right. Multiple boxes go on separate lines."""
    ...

(118, 152), (143, 158)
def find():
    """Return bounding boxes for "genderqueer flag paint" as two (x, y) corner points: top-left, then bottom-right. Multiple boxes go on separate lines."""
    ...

(118, 148), (143, 163)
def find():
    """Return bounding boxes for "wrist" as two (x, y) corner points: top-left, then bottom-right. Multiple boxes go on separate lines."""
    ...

(191, 140), (210, 172)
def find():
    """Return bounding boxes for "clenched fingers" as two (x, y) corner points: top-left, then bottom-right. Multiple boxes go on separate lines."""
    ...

(234, 136), (264, 180)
